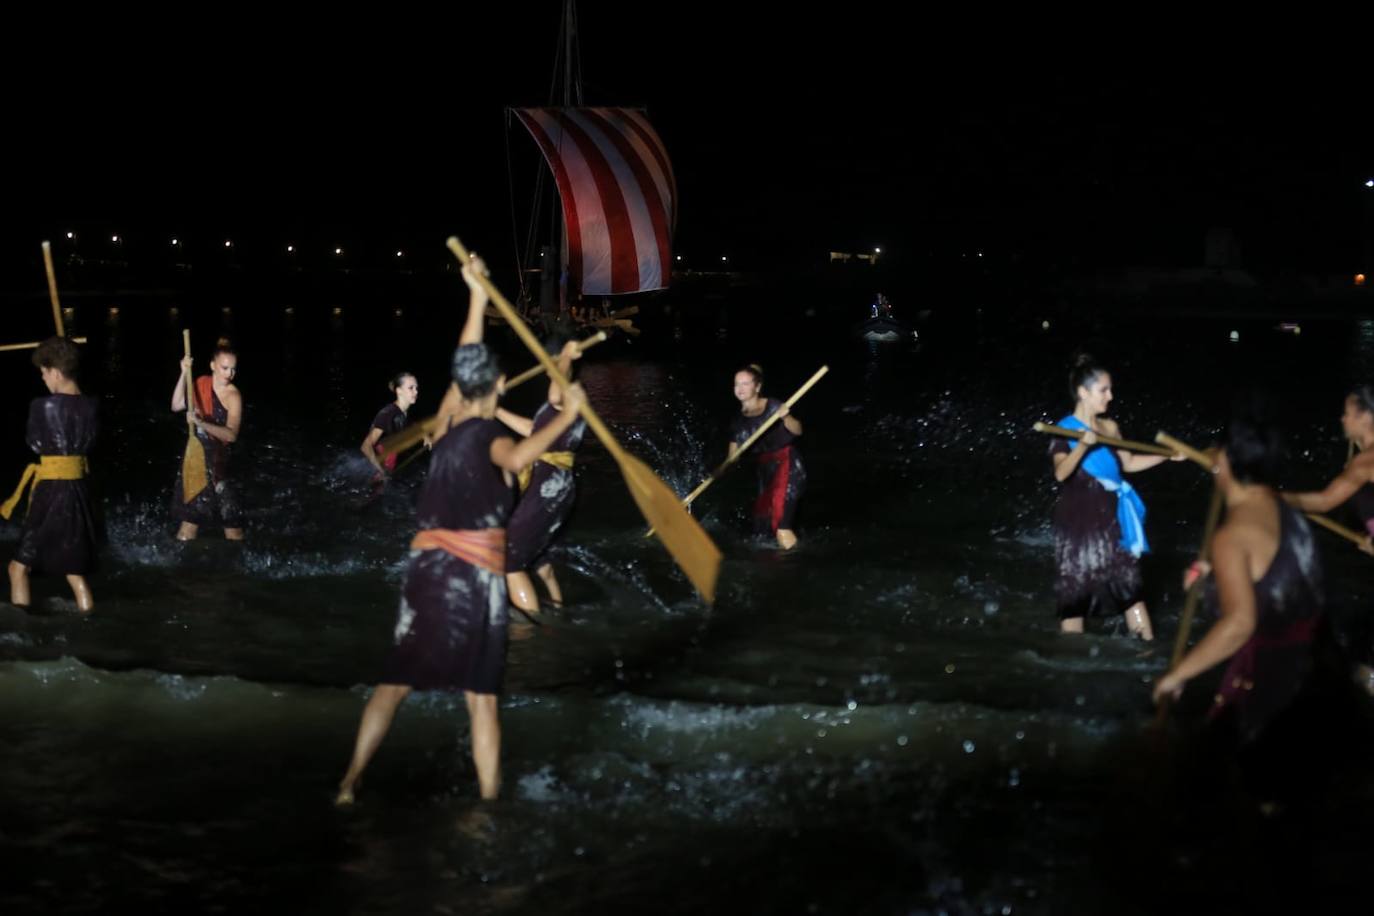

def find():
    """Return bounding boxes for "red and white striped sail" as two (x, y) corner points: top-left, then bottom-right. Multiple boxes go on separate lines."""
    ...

(514, 107), (676, 296)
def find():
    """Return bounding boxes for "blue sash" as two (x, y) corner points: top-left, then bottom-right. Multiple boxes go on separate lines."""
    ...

(1058, 415), (1149, 557)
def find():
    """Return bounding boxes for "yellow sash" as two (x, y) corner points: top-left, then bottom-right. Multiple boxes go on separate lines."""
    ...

(517, 451), (575, 493)
(0, 455), (88, 520)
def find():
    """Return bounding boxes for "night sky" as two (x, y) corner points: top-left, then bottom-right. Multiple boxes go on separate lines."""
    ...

(6, 10), (1369, 280)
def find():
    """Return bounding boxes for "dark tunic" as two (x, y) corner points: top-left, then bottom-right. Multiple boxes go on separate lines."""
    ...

(370, 402), (407, 472)
(506, 402), (586, 571)
(171, 378), (243, 528)
(383, 417), (513, 694)
(14, 394), (99, 575)
(1049, 437), (1143, 620)
(731, 398), (806, 534)
(1353, 481), (1374, 538)
(1206, 502), (1324, 745)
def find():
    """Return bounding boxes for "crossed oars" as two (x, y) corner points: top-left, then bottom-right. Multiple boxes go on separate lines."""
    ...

(646, 366), (829, 539)
(377, 330), (609, 474)
(0, 242), (89, 352)
(447, 237), (722, 604)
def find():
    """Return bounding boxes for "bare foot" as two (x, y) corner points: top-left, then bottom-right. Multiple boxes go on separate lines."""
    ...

(776, 529), (798, 550)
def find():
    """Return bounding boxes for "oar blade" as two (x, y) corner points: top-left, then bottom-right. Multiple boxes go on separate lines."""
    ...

(182, 435), (208, 503)
(619, 452), (721, 604)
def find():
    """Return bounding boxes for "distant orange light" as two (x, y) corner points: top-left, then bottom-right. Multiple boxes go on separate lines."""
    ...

(1357, 274), (1368, 287)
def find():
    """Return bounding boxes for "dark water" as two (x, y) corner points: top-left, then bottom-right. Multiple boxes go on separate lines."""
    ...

(2, 293), (1374, 914)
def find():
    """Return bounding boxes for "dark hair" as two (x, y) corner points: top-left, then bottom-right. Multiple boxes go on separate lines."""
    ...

(451, 343), (502, 398)
(1069, 353), (1107, 400)
(212, 337), (236, 359)
(388, 371), (416, 393)
(737, 363), (763, 385)
(1350, 384), (1374, 416)
(32, 336), (79, 378)
(1225, 395), (1284, 486)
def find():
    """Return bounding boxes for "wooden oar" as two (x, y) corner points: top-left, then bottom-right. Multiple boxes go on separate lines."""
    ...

(41, 241), (66, 337)
(0, 337), (88, 353)
(1034, 422), (1177, 457)
(1159, 430), (1369, 554)
(180, 330), (208, 502)
(1154, 432), (1215, 471)
(646, 365), (830, 538)
(1154, 482), (1225, 728)
(447, 236), (722, 603)
(376, 331), (609, 460)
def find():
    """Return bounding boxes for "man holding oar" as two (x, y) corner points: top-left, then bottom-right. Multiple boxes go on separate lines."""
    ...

(336, 254), (587, 805)
(1047, 354), (1182, 639)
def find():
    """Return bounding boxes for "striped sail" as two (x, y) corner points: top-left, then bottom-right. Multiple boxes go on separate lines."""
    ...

(514, 107), (676, 296)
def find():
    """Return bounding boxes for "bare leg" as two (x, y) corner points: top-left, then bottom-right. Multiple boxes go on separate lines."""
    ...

(176, 522), (199, 541)
(534, 563), (563, 607)
(336, 683), (412, 805)
(1059, 616), (1084, 634)
(506, 571), (539, 614)
(8, 561), (30, 608)
(1124, 602), (1154, 641)
(776, 528), (798, 550)
(65, 575), (93, 613)
(225, 528), (245, 541)
(465, 691), (501, 800)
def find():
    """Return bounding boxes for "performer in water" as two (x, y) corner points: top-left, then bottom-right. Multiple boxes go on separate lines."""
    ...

(1282, 384), (1374, 690)
(1154, 407), (1324, 756)
(170, 337), (243, 540)
(1049, 354), (1179, 639)
(730, 364), (806, 550)
(3, 337), (98, 612)
(336, 255), (585, 804)
(497, 334), (586, 613)
(361, 372), (418, 483)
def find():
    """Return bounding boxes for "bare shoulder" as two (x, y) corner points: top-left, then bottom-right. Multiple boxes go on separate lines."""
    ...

(1099, 417), (1122, 437)
(221, 384), (243, 405)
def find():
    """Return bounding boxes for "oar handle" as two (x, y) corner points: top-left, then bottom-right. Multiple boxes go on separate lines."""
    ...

(1305, 511), (1369, 548)
(0, 337), (87, 353)
(182, 330), (195, 430)
(42, 241), (65, 337)
(504, 330), (607, 390)
(1154, 482), (1226, 728)
(1154, 432), (1215, 471)
(447, 237), (624, 461)
(1034, 422), (1177, 457)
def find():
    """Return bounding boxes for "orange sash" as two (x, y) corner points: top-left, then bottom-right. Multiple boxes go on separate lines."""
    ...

(410, 528), (506, 574)
(195, 376), (215, 417)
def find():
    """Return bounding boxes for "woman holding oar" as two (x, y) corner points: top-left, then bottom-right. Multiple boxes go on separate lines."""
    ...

(171, 337), (243, 541)
(336, 255), (586, 805)
(1281, 384), (1374, 553)
(1152, 410), (1325, 761)
(1049, 354), (1180, 639)
(496, 332), (587, 613)
(360, 371), (419, 486)
(731, 364), (806, 550)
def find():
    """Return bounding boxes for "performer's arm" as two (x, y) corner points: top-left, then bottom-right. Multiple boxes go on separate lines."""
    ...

(195, 388), (241, 444)
(458, 255), (489, 347)
(1283, 462), (1367, 513)
(361, 427), (385, 472)
(776, 404), (802, 436)
(1153, 526), (1256, 702)
(171, 356), (191, 413)
(495, 408), (534, 438)
(1051, 429), (1096, 482)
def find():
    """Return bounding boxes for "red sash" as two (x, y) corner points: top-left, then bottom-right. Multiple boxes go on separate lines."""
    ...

(753, 445), (792, 532)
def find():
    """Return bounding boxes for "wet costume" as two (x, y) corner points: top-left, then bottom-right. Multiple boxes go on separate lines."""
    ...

(171, 377), (243, 528)
(1049, 416), (1146, 620)
(1353, 480), (1374, 539)
(506, 402), (586, 571)
(369, 403), (407, 473)
(1204, 502), (1324, 744)
(383, 417), (513, 694)
(731, 398), (806, 535)
(3, 394), (98, 574)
